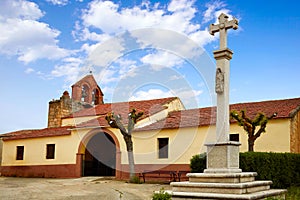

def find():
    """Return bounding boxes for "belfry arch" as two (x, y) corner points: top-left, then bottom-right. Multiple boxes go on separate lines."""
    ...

(71, 74), (104, 105)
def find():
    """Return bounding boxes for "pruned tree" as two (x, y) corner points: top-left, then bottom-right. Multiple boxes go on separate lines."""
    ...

(230, 110), (277, 152)
(105, 109), (143, 181)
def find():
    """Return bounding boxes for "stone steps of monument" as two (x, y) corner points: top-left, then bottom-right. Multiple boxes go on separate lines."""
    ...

(187, 172), (257, 183)
(171, 180), (273, 195)
(167, 189), (287, 200)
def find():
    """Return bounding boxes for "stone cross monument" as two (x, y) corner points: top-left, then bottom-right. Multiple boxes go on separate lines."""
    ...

(205, 13), (241, 173)
(210, 13), (238, 143)
(169, 13), (287, 199)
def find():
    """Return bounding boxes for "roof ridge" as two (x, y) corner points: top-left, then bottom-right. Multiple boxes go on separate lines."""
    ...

(230, 97), (300, 106)
(106, 96), (177, 105)
(1, 126), (73, 135)
(196, 97), (300, 110)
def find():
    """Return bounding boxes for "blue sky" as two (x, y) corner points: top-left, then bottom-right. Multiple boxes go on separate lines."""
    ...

(0, 0), (299, 133)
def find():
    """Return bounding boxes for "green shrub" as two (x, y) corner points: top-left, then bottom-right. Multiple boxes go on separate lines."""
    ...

(190, 153), (206, 173)
(152, 188), (171, 200)
(286, 186), (300, 199)
(190, 152), (300, 189)
(129, 175), (141, 184)
(240, 152), (300, 189)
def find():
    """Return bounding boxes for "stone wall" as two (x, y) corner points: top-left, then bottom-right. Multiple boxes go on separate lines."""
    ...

(0, 138), (2, 166)
(290, 108), (300, 153)
(48, 91), (72, 128)
(48, 91), (91, 128)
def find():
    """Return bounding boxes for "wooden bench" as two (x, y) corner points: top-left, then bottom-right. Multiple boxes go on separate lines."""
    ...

(139, 170), (177, 183)
(177, 170), (190, 182)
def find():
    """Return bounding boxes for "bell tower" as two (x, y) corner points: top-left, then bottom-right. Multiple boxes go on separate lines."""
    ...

(71, 73), (104, 105)
(48, 73), (104, 128)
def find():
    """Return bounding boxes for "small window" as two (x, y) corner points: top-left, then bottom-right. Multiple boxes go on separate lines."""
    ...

(230, 134), (239, 142)
(158, 138), (169, 159)
(16, 146), (24, 160)
(46, 144), (55, 159)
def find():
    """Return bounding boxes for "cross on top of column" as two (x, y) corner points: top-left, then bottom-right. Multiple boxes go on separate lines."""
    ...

(209, 13), (238, 49)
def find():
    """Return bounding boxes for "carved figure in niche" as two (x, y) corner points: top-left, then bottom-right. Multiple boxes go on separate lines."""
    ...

(215, 68), (224, 94)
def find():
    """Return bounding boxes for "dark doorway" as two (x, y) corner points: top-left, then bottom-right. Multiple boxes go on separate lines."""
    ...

(84, 133), (116, 176)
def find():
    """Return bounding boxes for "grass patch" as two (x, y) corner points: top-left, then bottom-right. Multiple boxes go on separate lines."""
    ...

(265, 187), (300, 200)
(286, 186), (300, 199)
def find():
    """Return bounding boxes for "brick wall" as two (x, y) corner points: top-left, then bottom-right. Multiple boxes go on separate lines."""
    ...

(71, 75), (104, 105)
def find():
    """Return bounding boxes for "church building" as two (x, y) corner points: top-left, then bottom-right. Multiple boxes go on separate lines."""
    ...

(0, 74), (300, 179)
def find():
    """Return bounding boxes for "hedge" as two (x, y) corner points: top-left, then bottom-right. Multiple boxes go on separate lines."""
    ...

(190, 152), (300, 189)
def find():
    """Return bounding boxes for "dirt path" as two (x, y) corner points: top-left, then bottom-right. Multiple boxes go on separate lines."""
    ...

(0, 177), (171, 200)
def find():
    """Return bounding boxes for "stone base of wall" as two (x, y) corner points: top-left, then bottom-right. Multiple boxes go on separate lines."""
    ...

(0, 163), (190, 181)
(0, 164), (80, 178)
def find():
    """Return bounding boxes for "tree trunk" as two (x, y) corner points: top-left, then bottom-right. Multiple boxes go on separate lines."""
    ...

(127, 150), (135, 181)
(248, 138), (255, 152)
(124, 134), (135, 181)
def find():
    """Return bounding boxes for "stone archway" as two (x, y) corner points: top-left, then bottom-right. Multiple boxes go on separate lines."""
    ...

(77, 128), (121, 177)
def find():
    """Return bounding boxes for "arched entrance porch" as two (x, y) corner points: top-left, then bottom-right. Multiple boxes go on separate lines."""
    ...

(84, 133), (115, 176)
(77, 128), (121, 177)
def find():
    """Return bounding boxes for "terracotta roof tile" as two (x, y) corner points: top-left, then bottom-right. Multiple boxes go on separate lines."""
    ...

(229, 97), (300, 119)
(74, 97), (179, 128)
(1, 126), (72, 141)
(137, 97), (300, 131)
(68, 97), (178, 119)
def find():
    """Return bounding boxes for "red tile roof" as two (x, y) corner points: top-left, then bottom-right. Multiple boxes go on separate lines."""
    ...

(68, 97), (179, 119)
(1, 97), (299, 139)
(1, 126), (72, 141)
(75, 116), (110, 128)
(74, 97), (179, 128)
(0, 97), (179, 140)
(136, 97), (300, 131)
(229, 97), (300, 119)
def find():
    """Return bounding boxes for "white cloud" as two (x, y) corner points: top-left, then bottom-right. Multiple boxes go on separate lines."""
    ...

(51, 57), (84, 83)
(0, 0), (70, 63)
(202, 1), (226, 23)
(79, 0), (232, 73)
(129, 89), (175, 101)
(0, 0), (43, 20)
(117, 58), (138, 79)
(46, 0), (69, 6)
(86, 36), (125, 68)
(141, 51), (183, 70)
(97, 68), (119, 85)
(79, 0), (205, 44)
(175, 89), (203, 107)
(169, 75), (183, 81)
(168, 0), (195, 12)
(74, 0), (231, 104)
(25, 67), (34, 74)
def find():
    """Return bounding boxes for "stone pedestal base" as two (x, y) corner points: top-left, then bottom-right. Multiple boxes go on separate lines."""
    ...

(168, 172), (287, 199)
(204, 142), (242, 174)
(166, 142), (286, 199)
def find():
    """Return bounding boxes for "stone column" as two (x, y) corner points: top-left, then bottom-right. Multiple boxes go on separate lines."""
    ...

(205, 13), (241, 174)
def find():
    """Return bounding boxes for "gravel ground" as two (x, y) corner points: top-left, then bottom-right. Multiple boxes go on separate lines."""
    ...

(0, 177), (171, 200)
